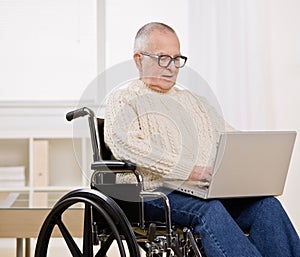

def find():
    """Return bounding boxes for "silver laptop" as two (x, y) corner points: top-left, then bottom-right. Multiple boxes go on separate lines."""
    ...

(163, 131), (297, 199)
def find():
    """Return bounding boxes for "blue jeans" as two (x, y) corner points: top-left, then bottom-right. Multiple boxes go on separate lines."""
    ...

(144, 189), (300, 257)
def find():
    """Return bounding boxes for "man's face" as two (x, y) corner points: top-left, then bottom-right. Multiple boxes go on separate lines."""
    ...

(137, 30), (181, 92)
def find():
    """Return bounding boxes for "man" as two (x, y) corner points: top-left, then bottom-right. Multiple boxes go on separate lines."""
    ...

(104, 22), (300, 257)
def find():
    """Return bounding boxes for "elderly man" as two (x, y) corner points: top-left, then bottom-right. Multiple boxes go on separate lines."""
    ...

(104, 22), (300, 257)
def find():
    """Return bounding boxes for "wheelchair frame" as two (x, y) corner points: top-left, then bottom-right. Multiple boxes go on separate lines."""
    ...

(34, 107), (204, 257)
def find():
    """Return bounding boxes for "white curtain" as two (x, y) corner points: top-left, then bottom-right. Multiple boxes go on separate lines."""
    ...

(188, 0), (272, 130)
(188, 0), (300, 233)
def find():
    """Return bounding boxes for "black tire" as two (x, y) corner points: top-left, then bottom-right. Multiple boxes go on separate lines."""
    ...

(34, 188), (140, 257)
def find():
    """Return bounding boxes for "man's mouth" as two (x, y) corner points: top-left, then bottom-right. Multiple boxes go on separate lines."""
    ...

(161, 74), (175, 81)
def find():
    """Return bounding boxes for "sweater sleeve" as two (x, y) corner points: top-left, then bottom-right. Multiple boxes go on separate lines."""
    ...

(104, 88), (193, 180)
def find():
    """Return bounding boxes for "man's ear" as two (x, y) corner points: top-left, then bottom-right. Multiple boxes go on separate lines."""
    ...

(133, 53), (143, 72)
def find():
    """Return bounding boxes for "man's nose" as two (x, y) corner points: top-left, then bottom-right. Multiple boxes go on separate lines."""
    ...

(167, 60), (178, 71)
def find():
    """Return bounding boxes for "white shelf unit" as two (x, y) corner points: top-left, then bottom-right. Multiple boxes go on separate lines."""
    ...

(0, 101), (94, 208)
(0, 136), (93, 208)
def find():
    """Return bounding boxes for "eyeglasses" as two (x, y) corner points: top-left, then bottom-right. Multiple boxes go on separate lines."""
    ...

(140, 52), (187, 68)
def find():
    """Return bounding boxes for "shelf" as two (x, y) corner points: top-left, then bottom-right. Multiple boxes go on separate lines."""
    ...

(0, 137), (92, 208)
(0, 187), (30, 192)
(32, 186), (85, 192)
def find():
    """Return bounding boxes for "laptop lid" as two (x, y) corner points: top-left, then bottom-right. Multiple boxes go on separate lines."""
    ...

(207, 131), (296, 198)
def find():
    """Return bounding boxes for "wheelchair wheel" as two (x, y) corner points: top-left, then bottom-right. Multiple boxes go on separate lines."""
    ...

(34, 188), (140, 257)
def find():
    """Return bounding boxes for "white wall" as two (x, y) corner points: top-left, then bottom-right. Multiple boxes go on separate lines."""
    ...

(0, 0), (97, 101)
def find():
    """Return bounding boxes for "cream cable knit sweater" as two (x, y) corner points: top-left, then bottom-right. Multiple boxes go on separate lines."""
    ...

(104, 80), (234, 190)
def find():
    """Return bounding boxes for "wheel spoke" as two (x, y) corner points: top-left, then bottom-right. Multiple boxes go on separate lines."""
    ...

(83, 204), (93, 256)
(95, 233), (115, 257)
(56, 216), (83, 257)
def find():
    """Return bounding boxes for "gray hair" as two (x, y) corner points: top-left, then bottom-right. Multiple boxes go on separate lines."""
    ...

(133, 22), (177, 53)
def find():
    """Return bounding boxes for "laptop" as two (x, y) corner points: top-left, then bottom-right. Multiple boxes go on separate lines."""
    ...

(163, 131), (297, 199)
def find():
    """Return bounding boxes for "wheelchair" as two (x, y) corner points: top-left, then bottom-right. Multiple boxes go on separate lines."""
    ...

(34, 107), (205, 257)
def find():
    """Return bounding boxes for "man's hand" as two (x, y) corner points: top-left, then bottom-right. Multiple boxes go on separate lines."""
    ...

(188, 166), (212, 182)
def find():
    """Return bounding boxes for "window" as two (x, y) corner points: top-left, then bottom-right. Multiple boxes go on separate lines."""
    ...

(0, 0), (97, 101)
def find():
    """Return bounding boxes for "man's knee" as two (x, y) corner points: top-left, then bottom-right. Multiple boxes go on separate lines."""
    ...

(259, 196), (282, 211)
(196, 200), (229, 220)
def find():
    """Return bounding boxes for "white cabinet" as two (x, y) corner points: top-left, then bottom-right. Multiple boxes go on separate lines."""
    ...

(0, 102), (93, 208)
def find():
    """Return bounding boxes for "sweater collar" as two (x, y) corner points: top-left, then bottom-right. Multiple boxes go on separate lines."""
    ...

(134, 79), (177, 96)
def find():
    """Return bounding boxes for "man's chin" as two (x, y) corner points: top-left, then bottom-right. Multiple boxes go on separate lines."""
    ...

(154, 80), (175, 92)
(143, 78), (176, 92)
(161, 79), (176, 89)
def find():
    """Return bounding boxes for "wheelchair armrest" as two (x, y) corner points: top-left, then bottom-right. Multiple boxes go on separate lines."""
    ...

(91, 160), (136, 171)
(91, 160), (142, 184)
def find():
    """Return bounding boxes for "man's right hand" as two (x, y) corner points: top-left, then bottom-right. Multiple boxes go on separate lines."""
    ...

(188, 166), (212, 182)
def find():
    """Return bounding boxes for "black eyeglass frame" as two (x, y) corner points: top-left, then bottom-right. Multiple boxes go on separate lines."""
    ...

(140, 52), (188, 68)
